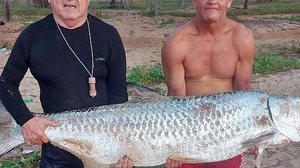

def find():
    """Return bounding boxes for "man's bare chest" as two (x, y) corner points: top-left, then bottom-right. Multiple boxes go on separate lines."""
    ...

(183, 42), (239, 80)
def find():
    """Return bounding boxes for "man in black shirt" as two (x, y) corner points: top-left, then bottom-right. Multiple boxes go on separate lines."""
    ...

(0, 0), (132, 167)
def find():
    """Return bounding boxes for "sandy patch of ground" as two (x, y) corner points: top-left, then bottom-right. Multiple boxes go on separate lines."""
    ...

(0, 10), (300, 167)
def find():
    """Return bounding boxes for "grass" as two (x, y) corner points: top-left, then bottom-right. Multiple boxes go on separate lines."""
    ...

(159, 18), (175, 27)
(12, 16), (42, 24)
(253, 54), (300, 74)
(269, 15), (300, 23)
(228, 2), (300, 16)
(127, 65), (165, 85)
(0, 151), (41, 168)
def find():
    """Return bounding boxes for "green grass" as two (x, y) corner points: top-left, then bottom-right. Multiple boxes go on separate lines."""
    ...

(253, 54), (300, 74)
(0, 5), (51, 16)
(127, 65), (165, 85)
(159, 18), (175, 27)
(0, 151), (41, 168)
(13, 16), (42, 24)
(228, 2), (300, 16)
(269, 15), (300, 23)
(153, 87), (167, 95)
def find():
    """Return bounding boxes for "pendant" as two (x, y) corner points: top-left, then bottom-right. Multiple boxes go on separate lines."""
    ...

(88, 77), (97, 97)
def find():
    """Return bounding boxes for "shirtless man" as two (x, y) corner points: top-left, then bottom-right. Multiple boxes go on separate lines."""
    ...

(161, 0), (255, 167)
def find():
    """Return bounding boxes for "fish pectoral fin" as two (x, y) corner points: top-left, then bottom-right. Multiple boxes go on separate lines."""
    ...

(168, 155), (204, 163)
(56, 138), (94, 157)
(241, 132), (275, 150)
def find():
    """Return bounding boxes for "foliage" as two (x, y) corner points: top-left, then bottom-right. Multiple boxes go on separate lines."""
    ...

(229, 2), (300, 16)
(159, 18), (175, 27)
(0, 151), (41, 168)
(253, 54), (300, 74)
(153, 87), (167, 95)
(13, 16), (42, 24)
(0, 5), (51, 16)
(127, 65), (165, 85)
(269, 15), (300, 23)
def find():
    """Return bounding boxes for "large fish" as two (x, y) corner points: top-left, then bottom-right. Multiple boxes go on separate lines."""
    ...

(0, 91), (300, 168)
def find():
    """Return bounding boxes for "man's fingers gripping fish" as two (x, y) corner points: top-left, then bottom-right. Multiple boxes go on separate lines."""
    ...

(0, 91), (300, 167)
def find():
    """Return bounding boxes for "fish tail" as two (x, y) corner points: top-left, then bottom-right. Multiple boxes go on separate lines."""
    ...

(0, 136), (24, 156)
(0, 100), (24, 156)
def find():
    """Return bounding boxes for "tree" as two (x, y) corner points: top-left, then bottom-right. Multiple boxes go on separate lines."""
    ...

(1, 0), (4, 9)
(41, 0), (49, 7)
(27, 0), (33, 12)
(178, 0), (185, 6)
(5, 0), (10, 21)
(111, 0), (116, 8)
(153, 0), (158, 16)
(244, 0), (249, 9)
(124, 0), (129, 9)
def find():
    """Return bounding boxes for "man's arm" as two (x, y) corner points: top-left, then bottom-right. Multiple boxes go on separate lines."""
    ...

(161, 36), (186, 96)
(233, 26), (255, 90)
(107, 28), (128, 104)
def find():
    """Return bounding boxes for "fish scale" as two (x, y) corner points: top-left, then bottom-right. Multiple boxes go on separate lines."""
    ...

(1, 91), (300, 168)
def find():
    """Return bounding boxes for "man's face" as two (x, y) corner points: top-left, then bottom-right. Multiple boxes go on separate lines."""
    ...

(193, 0), (232, 22)
(48, 0), (89, 22)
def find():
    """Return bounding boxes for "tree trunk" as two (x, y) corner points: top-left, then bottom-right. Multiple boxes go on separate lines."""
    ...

(124, 0), (129, 9)
(110, 0), (116, 8)
(244, 0), (249, 9)
(5, 0), (10, 22)
(1, 0), (4, 9)
(153, 0), (158, 16)
(41, 0), (48, 7)
(27, 0), (33, 12)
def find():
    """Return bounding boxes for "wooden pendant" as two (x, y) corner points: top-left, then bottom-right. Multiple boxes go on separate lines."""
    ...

(88, 77), (97, 97)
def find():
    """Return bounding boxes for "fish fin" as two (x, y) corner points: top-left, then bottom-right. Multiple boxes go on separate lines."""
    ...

(254, 143), (267, 168)
(54, 138), (94, 157)
(127, 82), (164, 96)
(241, 132), (275, 149)
(0, 100), (24, 156)
(126, 82), (164, 102)
(272, 118), (300, 142)
(168, 155), (204, 163)
(0, 138), (24, 156)
(84, 162), (109, 168)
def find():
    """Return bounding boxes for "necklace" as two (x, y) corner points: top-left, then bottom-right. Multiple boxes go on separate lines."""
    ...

(55, 18), (97, 97)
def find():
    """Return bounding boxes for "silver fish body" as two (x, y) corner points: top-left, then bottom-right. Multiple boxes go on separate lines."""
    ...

(1, 91), (300, 167)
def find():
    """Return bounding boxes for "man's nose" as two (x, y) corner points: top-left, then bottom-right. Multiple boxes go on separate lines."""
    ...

(206, 0), (218, 5)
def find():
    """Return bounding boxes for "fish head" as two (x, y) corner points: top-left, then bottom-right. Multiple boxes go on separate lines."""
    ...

(268, 95), (300, 142)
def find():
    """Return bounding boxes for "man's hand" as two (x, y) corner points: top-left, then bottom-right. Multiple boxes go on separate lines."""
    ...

(244, 145), (259, 156)
(21, 116), (59, 145)
(165, 158), (183, 168)
(113, 156), (133, 168)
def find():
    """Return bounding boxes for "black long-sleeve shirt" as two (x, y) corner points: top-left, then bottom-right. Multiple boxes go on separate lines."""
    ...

(0, 14), (128, 126)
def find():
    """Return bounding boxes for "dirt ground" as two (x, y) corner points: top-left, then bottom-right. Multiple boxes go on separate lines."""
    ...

(0, 10), (300, 167)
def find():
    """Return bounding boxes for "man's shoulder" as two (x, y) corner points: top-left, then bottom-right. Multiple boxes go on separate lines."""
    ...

(228, 19), (253, 39)
(88, 14), (118, 35)
(24, 14), (52, 30)
(165, 20), (195, 46)
(227, 20), (255, 59)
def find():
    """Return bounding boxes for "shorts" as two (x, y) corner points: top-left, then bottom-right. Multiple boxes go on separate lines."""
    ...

(180, 155), (243, 168)
(39, 143), (84, 168)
